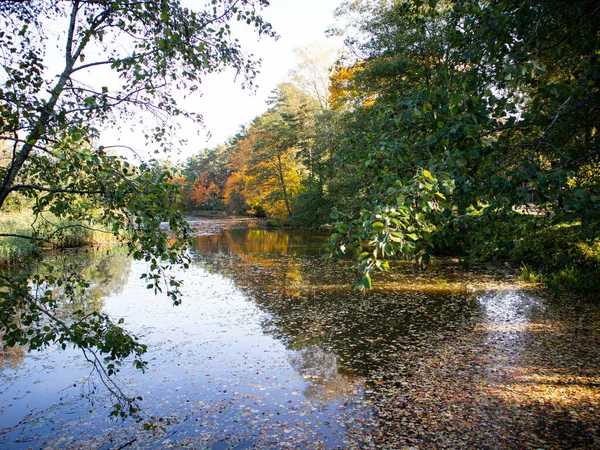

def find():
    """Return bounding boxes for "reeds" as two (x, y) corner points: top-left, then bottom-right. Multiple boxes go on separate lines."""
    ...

(0, 210), (119, 266)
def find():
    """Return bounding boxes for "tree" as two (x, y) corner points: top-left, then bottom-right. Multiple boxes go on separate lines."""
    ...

(191, 173), (222, 208)
(228, 108), (303, 219)
(0, 0), (273, 417)
(221, 84), (312, 221)
(288, 42), (338, 110)
(328, 0), (599, 288)
(182, 144), (231, 211)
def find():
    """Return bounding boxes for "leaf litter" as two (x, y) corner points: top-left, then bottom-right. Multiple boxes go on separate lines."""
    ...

(0, 226), (598, 448)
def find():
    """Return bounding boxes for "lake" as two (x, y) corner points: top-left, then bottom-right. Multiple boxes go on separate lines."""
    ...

(1, 222), (599, 448)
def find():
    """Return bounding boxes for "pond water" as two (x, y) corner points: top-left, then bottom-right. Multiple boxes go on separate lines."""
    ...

(1, 224), (599, 449)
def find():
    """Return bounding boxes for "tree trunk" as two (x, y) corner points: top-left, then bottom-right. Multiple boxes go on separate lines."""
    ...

(276, 153), (293, 218)
(0, 1), (84, 209)
(0, 72), (71, 208)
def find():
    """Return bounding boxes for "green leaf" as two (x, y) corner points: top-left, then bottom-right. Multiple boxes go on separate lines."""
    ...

(363, 274), (372, 289)
(371, 221), (385, 231)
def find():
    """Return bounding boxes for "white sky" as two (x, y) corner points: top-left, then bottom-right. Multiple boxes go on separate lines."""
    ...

(105, 0), (344, 163)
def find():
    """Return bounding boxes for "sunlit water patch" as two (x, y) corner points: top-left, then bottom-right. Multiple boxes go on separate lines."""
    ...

(477, 289), (547, 376)
(478, 289), (545, 326)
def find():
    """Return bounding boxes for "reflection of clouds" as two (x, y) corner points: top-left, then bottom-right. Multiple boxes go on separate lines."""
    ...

(288, 344), (356, 402)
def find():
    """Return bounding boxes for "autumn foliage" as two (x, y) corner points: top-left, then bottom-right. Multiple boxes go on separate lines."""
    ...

(183, 83), (318, 222)
(191, 173), (222, 207)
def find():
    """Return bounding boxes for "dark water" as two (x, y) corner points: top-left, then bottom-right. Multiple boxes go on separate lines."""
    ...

(1, 227), (598, 449)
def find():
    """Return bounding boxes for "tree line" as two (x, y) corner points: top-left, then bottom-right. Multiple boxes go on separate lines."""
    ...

(178, 0), (599, 290)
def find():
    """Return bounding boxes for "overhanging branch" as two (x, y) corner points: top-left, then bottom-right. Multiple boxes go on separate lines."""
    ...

(10, 184), (103, 195)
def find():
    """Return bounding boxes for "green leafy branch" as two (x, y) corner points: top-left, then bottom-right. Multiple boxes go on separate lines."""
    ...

(330, 169), (455, 290)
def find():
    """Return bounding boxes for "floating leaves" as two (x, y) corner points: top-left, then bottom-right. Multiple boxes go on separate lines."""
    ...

(1, 225), (599, 448)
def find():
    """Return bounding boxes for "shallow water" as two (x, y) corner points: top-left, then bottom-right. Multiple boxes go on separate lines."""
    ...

(1, 226), (598, 449)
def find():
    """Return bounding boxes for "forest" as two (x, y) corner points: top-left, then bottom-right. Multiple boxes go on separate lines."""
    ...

(176, 0), (600, 292)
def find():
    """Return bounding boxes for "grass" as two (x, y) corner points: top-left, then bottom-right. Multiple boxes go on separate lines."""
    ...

(510, 222), (600, 293)
(0, 212), (40, 265)
(518, 262), (600, 294)
(434, 212), (600, 294)
(469, 216), (600, 294)
(0, 210), (119, 267)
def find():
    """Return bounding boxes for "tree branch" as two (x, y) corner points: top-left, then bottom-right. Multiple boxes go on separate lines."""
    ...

(65, 0), (80, 66)
(0, 135), (58, 156)
(1, 222), (114, 244)
(25, 294), (142, 416)
(0, 233), (46, 242)
(537, 97), (571, 146)
(10, 184), (103, 195)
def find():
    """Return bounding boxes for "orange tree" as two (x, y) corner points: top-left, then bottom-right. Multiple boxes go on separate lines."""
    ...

(225, 85), (311, 220)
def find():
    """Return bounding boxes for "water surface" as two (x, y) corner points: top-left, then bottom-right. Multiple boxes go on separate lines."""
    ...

(1, 225), (598, 448)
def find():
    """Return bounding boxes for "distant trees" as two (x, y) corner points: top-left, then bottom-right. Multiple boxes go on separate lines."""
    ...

(182, 83), (323, 222)
(228, 108), (301, 219)
(183, 145), (230, 210)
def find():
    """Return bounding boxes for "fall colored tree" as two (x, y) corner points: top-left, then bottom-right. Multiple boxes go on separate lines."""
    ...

(191, 173), (222, 208)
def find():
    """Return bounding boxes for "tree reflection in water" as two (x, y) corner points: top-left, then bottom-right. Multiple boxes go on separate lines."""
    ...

(288, 344), (356, 401)
(1, 246), (132, 366)
(192, 229), (482, 384)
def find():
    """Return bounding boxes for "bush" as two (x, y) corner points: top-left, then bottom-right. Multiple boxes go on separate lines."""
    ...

(461, 212), (600, 293)
(291, 187), (332, 228)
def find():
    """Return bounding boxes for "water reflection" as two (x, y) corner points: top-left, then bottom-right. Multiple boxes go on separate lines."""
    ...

(193, 228), (329, 257)
(15, 246), (132, 317)
(288, 345), (356, 401)
(192, 231), (482, 379)
(191, 229), (600, 447)
(1, 247), (132, 366)
(0, 346), (25, 369)
(2, 227), (597, 448)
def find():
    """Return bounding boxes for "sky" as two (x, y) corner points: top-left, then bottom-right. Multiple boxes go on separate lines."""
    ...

(194, 0), (343, 146)
(111, 0), (345, 163)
